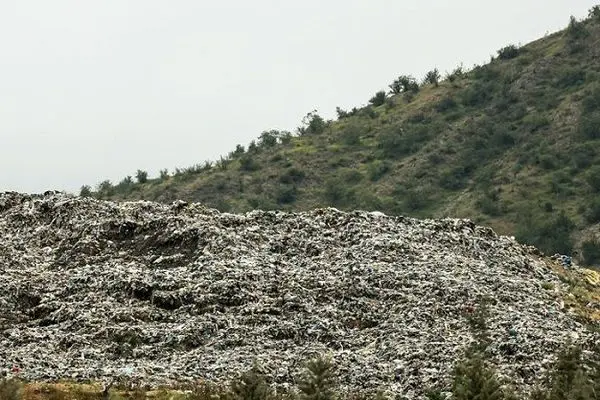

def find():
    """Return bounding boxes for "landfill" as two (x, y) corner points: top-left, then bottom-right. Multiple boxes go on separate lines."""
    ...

(0, 192), (596, 397)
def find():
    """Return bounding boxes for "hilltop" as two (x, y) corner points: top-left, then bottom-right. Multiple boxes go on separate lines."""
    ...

(86, 9), (600, 265)
(1, 192), (599, 398)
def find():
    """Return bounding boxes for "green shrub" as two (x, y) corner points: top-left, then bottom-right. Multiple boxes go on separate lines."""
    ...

(537, 155), (557, 170)
(554, 68), (586, 89)
(566, 16), (589, 41)
(323, 177), (354, 206)
(402, 189), (430, 212)
(96, 180), (115, 197)
(439, 165), (475, 190)
(259, 130), (280, 148)
(476, 193), (505, 217)
(497, 45), (520, 60)
(367, 160), (391, 182)
(533, 344), (595, 400)
(159, 169), (170, 180)
(231, 365), (272, 400)
(135, 169), (148, 184)
(515, 211), (575, 255)
(341, 123), (363, 146)
(80, 185), (92, 197)
(389, 75), (419, 94)
(570, 144), (596, 170)
(445, 65), (465, 82)
(578, 112), (600, 139)
(435, 96), (458, 112)
(233, 144), (246, 156)
(359, 106), (378, 119)
(585, 165), (600, 192)
(424, 68), (441, 87)
(297, 356), (337, 400)
(279, 131), (293, 145)
(586, 199), (600, 223)
(581, 240), (600, 265)
(369, 91), (387, 107)
(523, 113), (551, 132)
(582, 85), (600, 114)
(378, 124), (433, 159)
(240, 155), (260, 172)
(276, 185), (298, 204)
(299, 111), (327, 135)
(279, 167), (306, 184)
(460, 82), (493, 106)
(590, 5), (600, 21)
(115, 176), (135, 195)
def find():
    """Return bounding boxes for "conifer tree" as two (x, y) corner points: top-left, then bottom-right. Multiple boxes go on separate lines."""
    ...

(297, 356), (337, 400)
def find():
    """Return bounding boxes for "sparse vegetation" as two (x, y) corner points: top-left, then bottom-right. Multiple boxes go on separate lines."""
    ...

(423, 68), (441, 87)
(369, 91), (387, 107)
(84, 8), (600, 260)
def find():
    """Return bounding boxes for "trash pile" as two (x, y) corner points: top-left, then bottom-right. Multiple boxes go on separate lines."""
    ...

(0, 192), (595, 397)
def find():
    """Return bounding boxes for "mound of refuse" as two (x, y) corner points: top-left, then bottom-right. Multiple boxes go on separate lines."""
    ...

(0, 192), (594, 397)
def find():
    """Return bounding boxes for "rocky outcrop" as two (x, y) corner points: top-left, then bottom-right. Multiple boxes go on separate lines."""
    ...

(0, 192), (594, 397)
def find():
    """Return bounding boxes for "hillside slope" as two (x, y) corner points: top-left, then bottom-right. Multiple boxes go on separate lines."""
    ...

(88, 10), (600, 264)
(1, 192), (599, 397)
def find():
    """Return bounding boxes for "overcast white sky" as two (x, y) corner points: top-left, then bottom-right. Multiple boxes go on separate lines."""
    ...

(0, 1), (596, 193)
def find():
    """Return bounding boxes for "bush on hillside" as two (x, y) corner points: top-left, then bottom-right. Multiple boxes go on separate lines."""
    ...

(497, 45), (520, 60)
(335, 107), (358, 119)
(136, 169), (148, 184)
(554, 68), (586, 89)
(435, 96), (458, 112)
(445, 65), (465, 83)
(96, 180), (115, 197)
(585, 165), (600, 192)
(116, 176), (135, 195)
(297, 356), (337, 400)
(377, 123), (434, 159)
(259, 130), (280, 148)
(230, 365), (272, 400)
(581, 240), (600, 266)
(341, 122), (363, 146)
(582, 85), (600, 113)
(279, 167), (306, 184)
(460, 82), (493, 106)
(579, 112), (600, 139)
(159, 169), (170, 180)
(298, 111), (327, 135)
(276, 185), (298, 205)
(240, 155), (260, 172)
(439, 165), (475, 190)
(590, 5), (600, 21)
(367, 160), (391, 182)
(424, 68), (441, 87)
(389, 75), (420, 94)
(515, 211), (575, 255)
(566, 16), (589, 40)
(586, 199), (600, 223)
(369, 91), (387, 107)
(323, 177), (354, 207)
(79, 185), (92, 197)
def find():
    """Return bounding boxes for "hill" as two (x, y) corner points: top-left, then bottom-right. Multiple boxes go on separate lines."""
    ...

(86, 9), (600, 266)
(1, 192), (599, 397)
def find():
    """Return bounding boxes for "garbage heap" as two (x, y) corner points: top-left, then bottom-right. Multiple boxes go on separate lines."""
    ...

(0, 192), (594, 397)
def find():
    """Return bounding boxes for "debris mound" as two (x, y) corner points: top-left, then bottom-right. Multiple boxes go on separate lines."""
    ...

(0, 192), (592, 396)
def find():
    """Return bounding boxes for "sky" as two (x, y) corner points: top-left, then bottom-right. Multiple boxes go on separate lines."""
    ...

(0, 1), (597, 194)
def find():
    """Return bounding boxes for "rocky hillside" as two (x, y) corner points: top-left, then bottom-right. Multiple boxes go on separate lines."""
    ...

(1, 192), (598, 397)
(85, 9), (600, 265)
